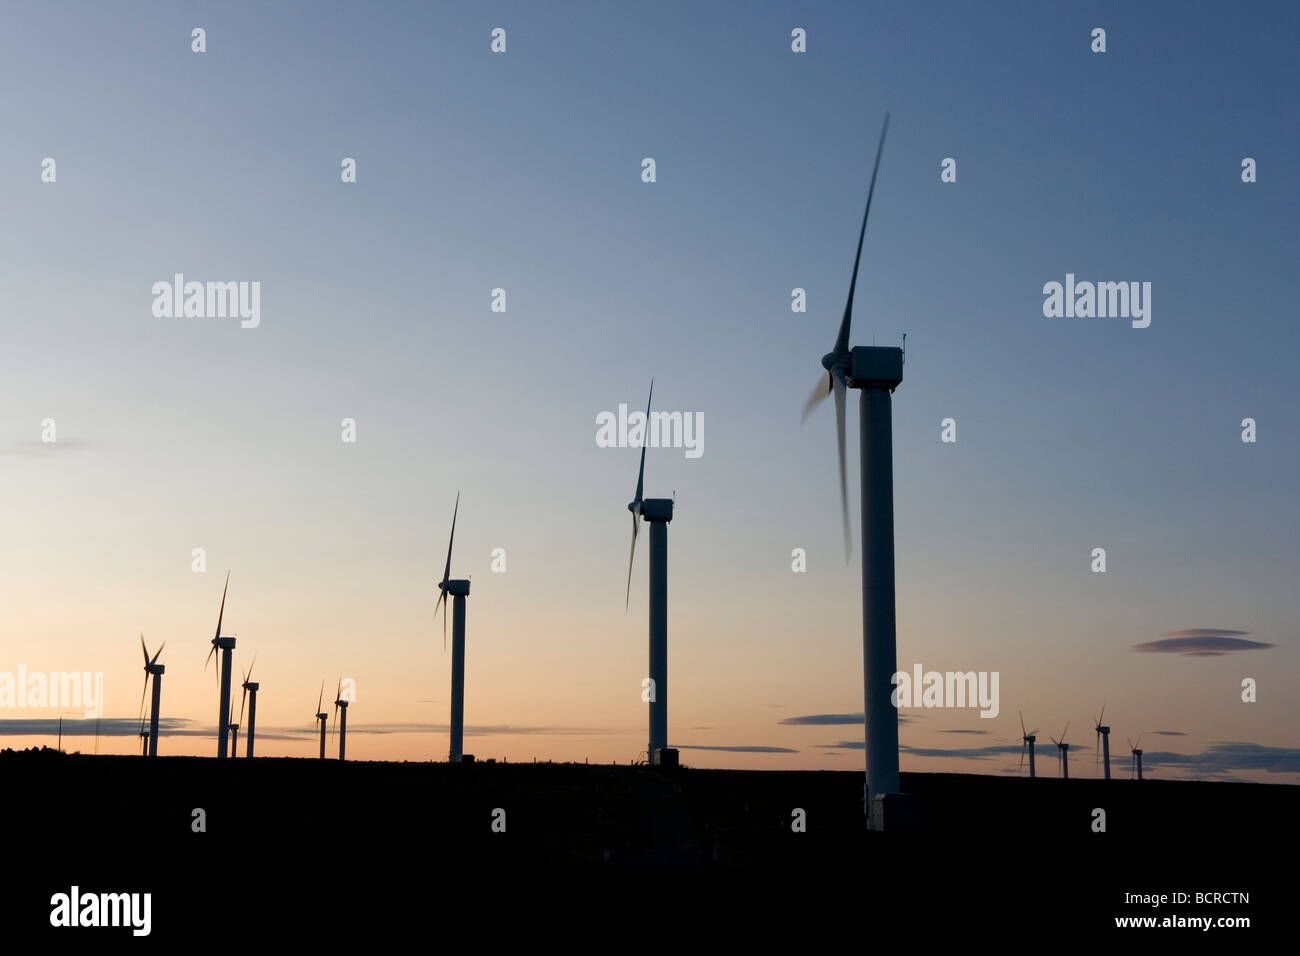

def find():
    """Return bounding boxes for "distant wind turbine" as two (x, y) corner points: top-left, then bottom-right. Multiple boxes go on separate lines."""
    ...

(137, 635), (166, 757)
(1018, 710), (1037, 778)
(332, 678), (350, 761)
(624, 380), (676, 767)
(1093, 703), (1111, 780)
(800, 113), (906, 825)
(1051, 723), (1071, 779)
(227, 691), (239, 757)
(314, 682), (328, 760)
(204, 572), (237, 759)
(1129, 735), (1144, 780)
(434, 493), (473, 763)
(240, 657), (259, 758)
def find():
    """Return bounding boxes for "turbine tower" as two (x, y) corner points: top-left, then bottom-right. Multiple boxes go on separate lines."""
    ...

(1018, 710), (1037, 778)
(239, 657), (259, 758)
(137, 635), (166, 758)
(625, 381), (675, 767)
(434, 493), (472, 763)
(314, 683), (328, 760)
(1051, 723), (1071, 779)
(800, 113), (905, 825)
(332, 678), (349, 761)
(1129, 735), (1144, 780)
(1093, 703), (1111, 780)
(204, 572), (237, 759)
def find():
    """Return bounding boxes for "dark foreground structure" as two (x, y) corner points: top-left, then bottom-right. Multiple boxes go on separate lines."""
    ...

(3, 749), (1288, 937)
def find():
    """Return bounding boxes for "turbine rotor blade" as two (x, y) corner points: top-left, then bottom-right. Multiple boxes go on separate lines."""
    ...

(215, 571), (230, 640)
(634, 380), (653, 505)
(441, 493), (459, 587)
(150, 641), (166, 666)
(801, 373), (832, 423)
(833, 112), (890, 357)
(317, 682), (324, 715)
(141, 634), (149, 668)
(1019, 710), (1026, 739)
(625, 512), (640, 610)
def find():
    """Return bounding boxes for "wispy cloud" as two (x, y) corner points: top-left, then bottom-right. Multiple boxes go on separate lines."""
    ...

(940, 729), (990, 735)
(675, 744), (798, 754)
(1132, 629), (1276, 657)
(780, 712), (918, 726)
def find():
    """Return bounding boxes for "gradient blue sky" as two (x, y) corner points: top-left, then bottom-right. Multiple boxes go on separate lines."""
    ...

(1, 2), (1296, 779)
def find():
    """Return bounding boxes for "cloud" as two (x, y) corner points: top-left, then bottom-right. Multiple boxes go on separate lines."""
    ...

(1140, 742), (1300, 776)
(1131, 629), (1275, 656)
(1150, 730), (1186, 737)
(940, 729), (990, 735)
(0, 717), (191, 737)
(675, 744), (798, 754)
(780, 713), (918, 726)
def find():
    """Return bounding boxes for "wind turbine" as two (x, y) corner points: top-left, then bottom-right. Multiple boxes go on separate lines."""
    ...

(1129, 735), (1144, 780)
(204, 572), (237, 759)
(1018, 710), (1037, 778)
(314, 683), (328, 760)
(434, 493), (472, 763)
(800, 113), (905, 824)
(137, 635), (165, 757)
(1050, 723), (1071, 779)
(1093, 703), (1111, 780)
(240, 658), (259, 758)
(332, 678), (349, 761)
(624, 381), (676, 767)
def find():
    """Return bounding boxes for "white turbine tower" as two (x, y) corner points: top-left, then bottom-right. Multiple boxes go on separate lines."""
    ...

(801, 113), (907, 827)
(239, 657), (259, 758)
(434, 493), (473, 763)
(1093, 703), (1111, 780)
(1129, 735), (1144, 780)
(204, 572), (237, 759)
(1051, 723), (1071, 779)
(137, 635), (165, 758)
(625, 381), (676, 767)
(1019, 710), (1037, 778)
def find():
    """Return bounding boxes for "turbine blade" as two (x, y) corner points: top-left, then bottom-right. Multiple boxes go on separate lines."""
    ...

(317, 681), (324, 715)
(1019, 740), (1026, 773)
(1061, 722), (1070, 743)
(631, 382), (650, 504)
(138, 674), (150, 730)
(239, 683), (249, 726)
(833, 369), (850, 561)
(204, 643), (216, 672)
(441, 493), (459, 587)
(141, 633), (149, 668)
(215, 571), (230, 640)
(150, 641), (166, 666)
(245, 653), (255, 685)
(625, 512), (640, 610)
(1019, 710), (1026, 738)
(833, 112), (890, 357)
(1135, 733), (1143, 749)
(1098, 702), (1105, 726)
(801, 373), (832, 424)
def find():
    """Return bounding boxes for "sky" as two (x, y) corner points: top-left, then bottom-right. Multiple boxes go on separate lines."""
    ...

(1, 1), (1297, 782)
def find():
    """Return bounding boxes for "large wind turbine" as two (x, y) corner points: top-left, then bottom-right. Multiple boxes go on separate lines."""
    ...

(1093, 703), (1111, 780)
(1129, 735), (1144, 780)
(204, 572), (237, 759)
(434, 493), (473, 763)
(1018, 710), (1037, 779)
(1051, 723), (1071, 779)
(800, 113), (904, 825)
(240, 657), (259, 758)
(624, 381), (676, 767)
(314, 683), (328, 760)
(137, 635), (165, 757)
(332, 678), (349, 761)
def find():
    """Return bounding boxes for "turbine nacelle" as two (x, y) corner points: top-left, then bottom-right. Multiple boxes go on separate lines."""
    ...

(846, 346), (904, 391)
(214, 637), (236, 651)
(439, 579), (471, 597)
(640, 498), (674, 523)
(243, 681), (259, 692)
